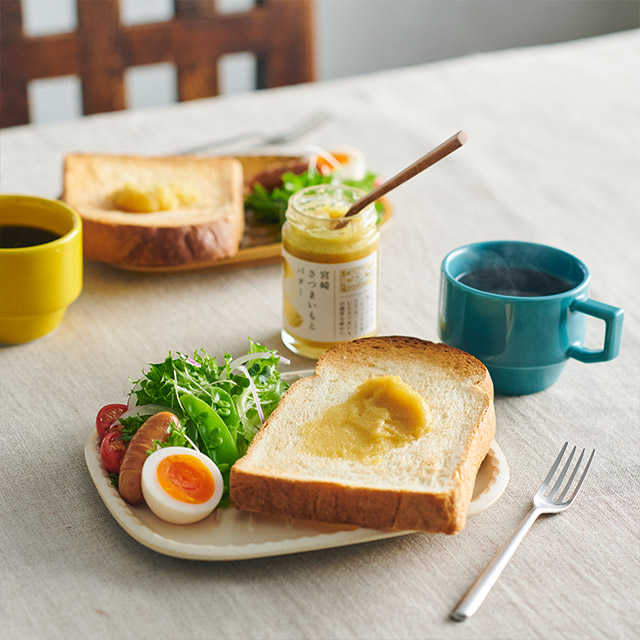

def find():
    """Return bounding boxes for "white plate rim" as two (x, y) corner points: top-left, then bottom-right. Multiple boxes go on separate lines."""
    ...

(85, 370), (509, 560)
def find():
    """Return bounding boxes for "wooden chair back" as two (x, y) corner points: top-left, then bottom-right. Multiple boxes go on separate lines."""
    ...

(0, 0), (314, 128)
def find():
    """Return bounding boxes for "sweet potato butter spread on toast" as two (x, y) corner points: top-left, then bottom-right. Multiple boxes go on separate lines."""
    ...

(299, 375), (431, 463)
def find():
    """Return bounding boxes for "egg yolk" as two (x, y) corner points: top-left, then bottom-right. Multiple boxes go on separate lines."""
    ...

(157, 454), (216, 504)
(316, 152), (350, 173)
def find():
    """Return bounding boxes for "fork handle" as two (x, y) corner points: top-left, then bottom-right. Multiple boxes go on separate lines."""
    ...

(451, 507), (544, 621)
(175, 131), (263, 155)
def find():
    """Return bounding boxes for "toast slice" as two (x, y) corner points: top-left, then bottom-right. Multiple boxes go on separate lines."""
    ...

(230, 337), (496, 534)
(233, 155), (306, 193)
(62, 154), (244, 268)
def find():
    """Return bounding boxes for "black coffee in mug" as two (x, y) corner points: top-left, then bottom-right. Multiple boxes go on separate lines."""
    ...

(458, 267), (574, 297)
(0, 225), (60, 249)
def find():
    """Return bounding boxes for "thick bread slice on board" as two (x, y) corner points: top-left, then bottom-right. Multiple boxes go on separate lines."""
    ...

(62, 154), (244, 268)
(231, 337), (495, 534)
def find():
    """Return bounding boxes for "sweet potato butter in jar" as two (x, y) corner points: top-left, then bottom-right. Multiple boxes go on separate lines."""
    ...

(281, 184), (379, 359)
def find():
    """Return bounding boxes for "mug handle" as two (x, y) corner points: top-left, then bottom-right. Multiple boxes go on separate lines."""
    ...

(567, 298), (624, 363)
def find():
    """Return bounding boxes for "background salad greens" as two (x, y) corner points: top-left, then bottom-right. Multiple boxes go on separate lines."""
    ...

(245, 169), (383, 229)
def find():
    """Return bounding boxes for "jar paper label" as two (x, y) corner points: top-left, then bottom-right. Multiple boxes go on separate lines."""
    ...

(282, 249), (378, 342)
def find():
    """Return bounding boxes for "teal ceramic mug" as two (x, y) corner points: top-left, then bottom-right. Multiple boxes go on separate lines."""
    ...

(438, 241), (624, 395)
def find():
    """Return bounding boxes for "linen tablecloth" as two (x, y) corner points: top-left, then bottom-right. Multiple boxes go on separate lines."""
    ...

(1, 30), (639, 640)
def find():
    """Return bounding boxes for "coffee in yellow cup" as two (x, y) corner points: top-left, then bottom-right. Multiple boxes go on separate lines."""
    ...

(0, 195), (83, 344)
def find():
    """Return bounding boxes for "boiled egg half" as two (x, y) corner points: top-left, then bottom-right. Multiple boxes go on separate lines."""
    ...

(141, 446), (223, 524)
(310, 145), (366, 181)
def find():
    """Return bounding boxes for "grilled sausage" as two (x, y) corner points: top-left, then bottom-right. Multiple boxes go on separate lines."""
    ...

(248, 158), (309, 192)
(118, 411), (178, 505)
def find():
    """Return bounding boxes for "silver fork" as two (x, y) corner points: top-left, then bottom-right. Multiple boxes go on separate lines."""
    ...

(176, 110), (330, 154)
(451, 442), (595, 621)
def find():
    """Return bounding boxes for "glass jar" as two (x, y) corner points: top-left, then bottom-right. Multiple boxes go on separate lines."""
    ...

(281, 184), (380, 359)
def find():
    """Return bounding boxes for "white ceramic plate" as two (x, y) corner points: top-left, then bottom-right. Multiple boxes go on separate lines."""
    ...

(85, 370), (509, 560)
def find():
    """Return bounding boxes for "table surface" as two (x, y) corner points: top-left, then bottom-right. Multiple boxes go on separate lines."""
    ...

(1, 29), (639, 640)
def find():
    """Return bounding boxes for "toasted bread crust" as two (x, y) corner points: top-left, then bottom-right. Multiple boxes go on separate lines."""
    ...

(231, 472), (462, 533)
(79, 213), (242, 267)
(317, 336), (494, 397)
(62, 154), (244, 268)
(230, 337), (496, 534)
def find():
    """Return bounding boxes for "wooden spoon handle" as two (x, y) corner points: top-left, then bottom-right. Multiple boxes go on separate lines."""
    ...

(345, 130), (468, 217)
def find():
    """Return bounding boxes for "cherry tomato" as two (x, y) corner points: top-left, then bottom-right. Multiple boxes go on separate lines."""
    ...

(100, 430), (127, 474)
(96, 404), (128, 441)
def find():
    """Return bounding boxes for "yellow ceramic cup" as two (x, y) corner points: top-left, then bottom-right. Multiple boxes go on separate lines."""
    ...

(0, 195), (83, 344)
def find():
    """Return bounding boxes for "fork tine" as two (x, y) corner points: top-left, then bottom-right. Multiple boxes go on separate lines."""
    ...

(548, 445), (577, 499)
(565, 449), (595, 503)
(558, 448), (585, 502)
(536, 441), (568, 496)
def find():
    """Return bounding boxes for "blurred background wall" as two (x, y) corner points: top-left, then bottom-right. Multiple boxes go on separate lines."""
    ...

(19, 0), (640, 124)
(317, 0), (639, 79)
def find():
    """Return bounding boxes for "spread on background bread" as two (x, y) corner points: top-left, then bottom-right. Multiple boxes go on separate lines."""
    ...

(112, 182), (199, 213)
(230, 336), (496, 534)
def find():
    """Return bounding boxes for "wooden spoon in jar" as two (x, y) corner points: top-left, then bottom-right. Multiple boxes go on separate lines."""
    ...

(343, 130), (468, 219)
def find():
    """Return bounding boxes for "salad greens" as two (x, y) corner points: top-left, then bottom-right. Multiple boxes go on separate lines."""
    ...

(125, 339), (289, 495)
(244, 169), (384, 229)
